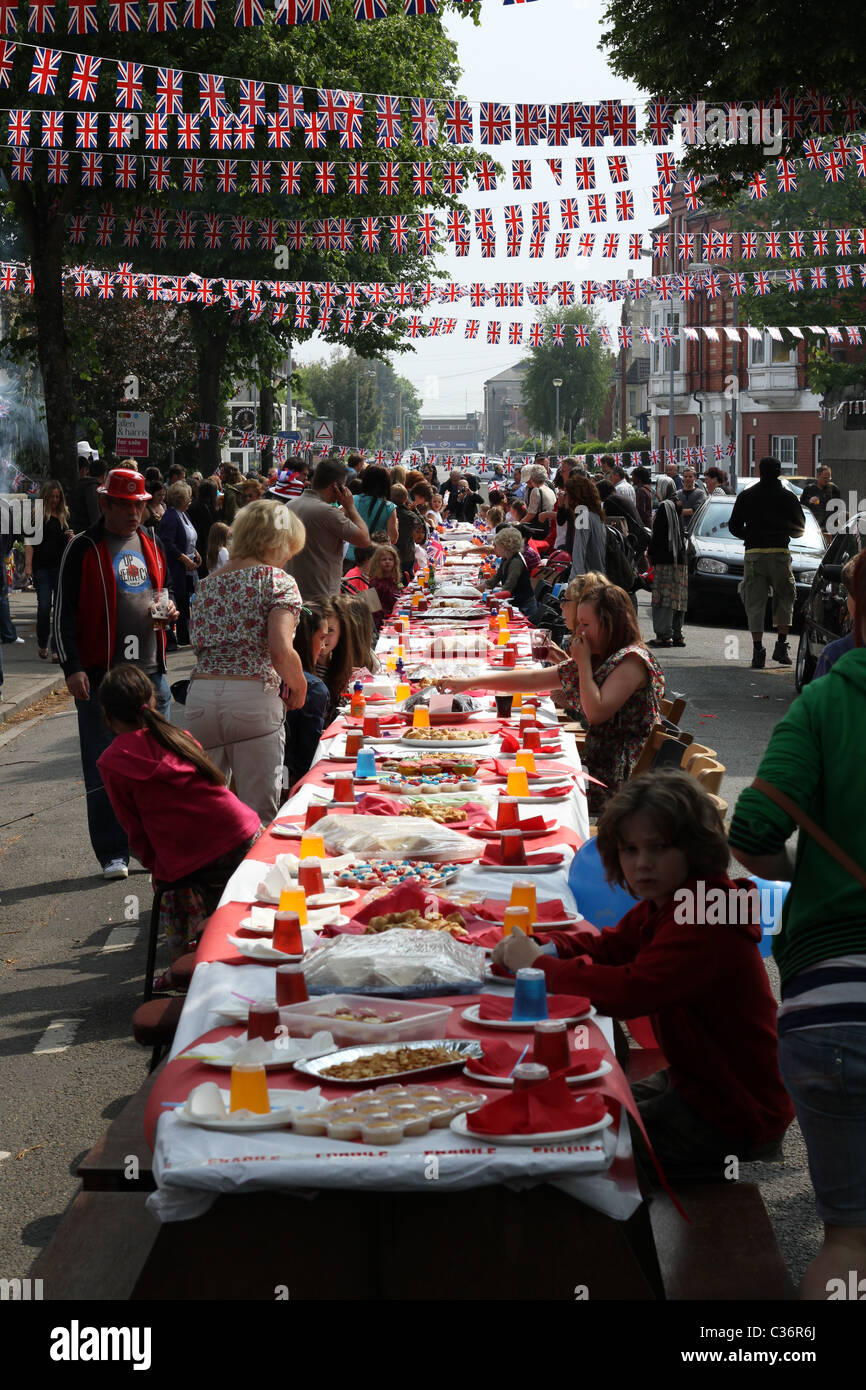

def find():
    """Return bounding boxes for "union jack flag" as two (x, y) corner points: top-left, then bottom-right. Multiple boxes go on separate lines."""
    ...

(267, 114), (291, 148)
(811, 229), (828, 256)
(40, 110), (63, 146)
(200, 74), (228, 119)
(487, 322), (501, 344)
(510, 159), (531, 190)
(764, 231), (782, 259)
(787, 230), (805, 258)
(503, 205), (523, 238)
(479, 102), (510, 145)
(574, 157), (595, 190)
(47, 149), (68, 182)
(250, 161), (270, 193)
(752, 271), (771, 296)
(68, 0), (97, 31)
(748, 172), (768, 200)
(683, 177), (703, 210)
(280, 162), (300, 194)
(107, 113), (132, 147)
(739, 231), (758, 259)
(145, 113), (168, 149)
(360, 217), (380, 251)
(29, 47), (61, 96)
(554, 232), (570, 257)
(508, 323), (523, 345)
(607, 154), (628, 183)
(572, 324), (589, 347)
(117, 62), (143, 110)
(808, 266), (827, 290)
(217, 160), (238, 193)
(835, 265), (854, 288)
(728, 271), (746, 296)
(443, 161), (464, 194)
(231, 215), (252, 250)
(376, 95), (401, 146)
(823, 151), (845, 183)
(847, 326), (862, 345)
(645, 101), (673, 144)
(67, 213), (87, 241)
(315, 161), (335, 193)
(835, 228), (852, 256)
(147, 0), (177, 29)
(514, 103), (545, 145)
(615, 190), (634, 220)
(28, 0), (55, 31)
(444, 98), (472, 144)
(547, 102), (572, 145)
(379, 161), (399, 194)
(628, 233), (642, 260)
(80, 151), (102, 185)
(0, 6), (16, 36)
(575, 232), (594, 257)
(185, 0), (215, 22)
(148, 156), (170, 190)
(76, 112), (97, 147)
(7, 110), (30, 144)
(411, 97), (436, 146)
(655, 151), (676, 185)
(776, 158), (797, 192)
(405, 0), (438, 15)
(68, 53), (101, 103)
(856, 146), (866, 179)
(0, 38), (14, 86)
(602, 233), (618, 258)
(177, 114), (200, 147)
(235, 0), (264, 21)
(155, 67), (183, 115)
(476, 160), (497, 190)
(348, 161), (367, 194)
(587, 193), (606, 223)
(354, 0), (386, 17)
(278, 84), (304, 123)
(547, 158), (562, 184)
(412, 161), (432, 195)
(182, 157), (203, 190)
(203, 213), (223, 247)
(389, 216), (409, 252)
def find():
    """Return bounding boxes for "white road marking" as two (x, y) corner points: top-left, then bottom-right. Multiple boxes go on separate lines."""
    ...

(101, 924), (141, 953)
(33, 1018), (82, 1055)
(0, 1151), (11, 1161)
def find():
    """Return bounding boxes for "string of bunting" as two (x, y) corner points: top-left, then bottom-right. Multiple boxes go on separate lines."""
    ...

(819, 398), (866, 419)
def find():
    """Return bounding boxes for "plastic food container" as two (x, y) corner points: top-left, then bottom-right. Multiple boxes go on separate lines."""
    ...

(279, 993), (451, 1046)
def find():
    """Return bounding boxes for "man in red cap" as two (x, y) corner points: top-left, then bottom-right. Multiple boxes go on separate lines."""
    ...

(54, 468), (179, 880)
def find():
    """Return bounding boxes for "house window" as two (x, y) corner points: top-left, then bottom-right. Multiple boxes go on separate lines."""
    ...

(748, 334), (765, 366)
(770, 435), (797, 469)
(652, 310), (681, 372)
(748, 435), (756, 468)
(749, 333), (796, 366)
(814, 435), (822, 467)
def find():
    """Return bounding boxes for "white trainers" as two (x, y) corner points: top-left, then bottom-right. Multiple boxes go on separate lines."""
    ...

(103, 858), (129, 880)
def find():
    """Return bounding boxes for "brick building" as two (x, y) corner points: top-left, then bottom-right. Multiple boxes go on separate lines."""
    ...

(648, 193), (822, 478)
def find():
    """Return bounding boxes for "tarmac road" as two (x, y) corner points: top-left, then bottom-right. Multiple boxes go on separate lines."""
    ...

(0, 602), (822, 1294)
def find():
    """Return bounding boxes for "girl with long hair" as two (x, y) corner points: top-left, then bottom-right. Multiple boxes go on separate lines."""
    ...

(368, 543), (402, 618)
(24, 479), (73, 660)
(97, 665), (262, 964)
(283, 601), (333, 786)
(206, 521), (231, 574)
(439, 580), (663, 813)
(314, 596), (354, 721)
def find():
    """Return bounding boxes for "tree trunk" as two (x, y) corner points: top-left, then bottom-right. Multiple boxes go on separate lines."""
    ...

(188, 306), (229, 476)
(12, 183), (80, 497)
(259, 383), (274, 473)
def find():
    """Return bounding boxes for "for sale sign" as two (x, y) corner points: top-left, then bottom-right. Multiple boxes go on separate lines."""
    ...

(116, 410), (150, 459)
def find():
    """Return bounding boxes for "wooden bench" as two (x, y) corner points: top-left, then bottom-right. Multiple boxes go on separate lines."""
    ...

(30, 1192), (159, 1301)
(77, 1072), (159, 1192)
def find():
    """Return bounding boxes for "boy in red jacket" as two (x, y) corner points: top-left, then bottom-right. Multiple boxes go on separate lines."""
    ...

(493, 770), (793, 1177)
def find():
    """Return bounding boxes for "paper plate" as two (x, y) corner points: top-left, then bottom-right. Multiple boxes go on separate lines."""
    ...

(462, 1058), (612, 1088)
(449, 1109), (614, 1146)
(479, 856), (566, 873)
(174, 1090), (318, 1133)
(461, 1003), (595, 1030)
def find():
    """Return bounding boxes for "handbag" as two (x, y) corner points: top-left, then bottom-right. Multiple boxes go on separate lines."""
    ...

(751, 777), (866, 892)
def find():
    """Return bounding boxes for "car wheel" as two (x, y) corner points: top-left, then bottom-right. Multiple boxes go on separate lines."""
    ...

(795, 629), (817, 693)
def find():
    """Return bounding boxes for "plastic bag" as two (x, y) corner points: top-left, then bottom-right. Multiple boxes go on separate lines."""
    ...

(303, 927), (485, 994)
(313, 814), (479, 862)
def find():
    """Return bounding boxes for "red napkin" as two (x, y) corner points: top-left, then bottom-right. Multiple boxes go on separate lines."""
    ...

(477, 992), (590, 1021)
(468, 815), (554, 839)
(472, 898), (570, 923)
(491, 759), (573, 780)
(480, 844), (563, 867)
(344, 713), (405, 729)
(499, 731), (521, 754)
(536, 785), (574, 799)
(470, 1040), (606, 1080)
(466, 1076), (608, 1135)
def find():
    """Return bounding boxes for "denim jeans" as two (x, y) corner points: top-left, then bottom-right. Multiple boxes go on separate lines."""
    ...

(778, 1025), (866, 1225)
(34, 566), (59, 651)
(0, 591), (16, 643)
(75, 668), (171, 868)
(652, 603), (684, 641)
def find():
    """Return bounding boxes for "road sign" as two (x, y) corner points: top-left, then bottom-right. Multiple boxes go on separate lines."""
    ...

(314, 418), (334, 446)
(115, 410), (150, 458)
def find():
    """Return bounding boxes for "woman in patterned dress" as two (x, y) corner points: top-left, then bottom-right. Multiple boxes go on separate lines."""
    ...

(184, 500), (307, 823)
(438, 578), (664, 814)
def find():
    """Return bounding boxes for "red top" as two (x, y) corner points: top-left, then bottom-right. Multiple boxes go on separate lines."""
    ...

(540, 875), (794, 1144)
(97, 729), (261, 882)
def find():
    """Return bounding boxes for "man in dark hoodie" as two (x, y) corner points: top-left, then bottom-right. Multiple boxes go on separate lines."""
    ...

(728, 456), (806, 669)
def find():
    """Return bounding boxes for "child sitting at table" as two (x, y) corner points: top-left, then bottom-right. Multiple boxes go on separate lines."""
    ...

(96, 665), (262, 974)
(493, 770), (794, 1179)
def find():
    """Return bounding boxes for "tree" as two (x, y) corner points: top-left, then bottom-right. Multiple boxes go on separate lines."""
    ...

(299, 351), (382, 447)
(601, 0), (866, 193)
(1, 0), (482, 491)
(521, 307), (614, 441)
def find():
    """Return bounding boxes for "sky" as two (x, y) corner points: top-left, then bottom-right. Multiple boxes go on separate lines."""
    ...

(291, 0), (664, 422)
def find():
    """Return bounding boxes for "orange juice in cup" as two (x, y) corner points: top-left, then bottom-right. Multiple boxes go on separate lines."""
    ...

(229, 1062), (270, 1114)
(278, 888), (308, 925)
(509, 879), (537, 929)
(395, 682), (411, 702)
(412, 706), (431, 729)
(512, 692), (523, 711)
(515, 750), (536, 774)
(502, 905), (532, 937)
(506, 769), (530, 797)
(298, 834), (325, 860)
(497, 612), (509, 630)
(497, 629), (511, 647)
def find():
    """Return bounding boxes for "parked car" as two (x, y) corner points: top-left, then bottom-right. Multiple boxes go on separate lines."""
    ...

(685, 494), (825, 621)
(735, 476), (803, 496)
(794, 515), (866, 690)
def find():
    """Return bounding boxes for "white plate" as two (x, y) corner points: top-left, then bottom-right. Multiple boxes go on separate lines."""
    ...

(181, 1036), (338, 1071)
(492, 794), (572, 806)
(397, 736), (495, 750)
(461, 1003), (595, 1029)
(322, 772), (379, 784)
(463, 1058), (612, 1088)
(480, 858), (566, 873)
(449, 1109), (614, 1146)
(227, 936), (305, 963)
(174, 1089), (315, 1133)
(306, 888), (359, 907)
(238, 913), (349, 935)
(495, 749), (564, 760)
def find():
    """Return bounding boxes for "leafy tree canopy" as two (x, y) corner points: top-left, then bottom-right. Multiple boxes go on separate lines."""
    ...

(521, 306), (614, 440)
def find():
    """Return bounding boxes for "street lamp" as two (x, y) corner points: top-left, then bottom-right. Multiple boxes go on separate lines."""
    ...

(355, 366), (376, 450)
(552, 378), (563, 456)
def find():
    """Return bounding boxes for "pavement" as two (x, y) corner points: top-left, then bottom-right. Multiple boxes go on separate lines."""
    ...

(0, 590), (69, 724)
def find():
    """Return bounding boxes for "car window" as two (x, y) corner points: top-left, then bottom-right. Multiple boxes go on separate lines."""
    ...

(694, 502), (824, 551)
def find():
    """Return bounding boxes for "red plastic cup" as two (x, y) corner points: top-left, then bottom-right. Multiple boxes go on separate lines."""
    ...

(333, 774), (355, 804)
(523, 727), (542, 752)
(502, 645), (517, 669)
(362, 715), (381, 737)
(532, 1021), (571, 1073)
(247, 1002), (281, 1042)
(518, 717), (538, 738)
(276, 964), (309, 1006)
(513, 1063), (549, 1091)
(500, 830), (527, 866)
(305, 803), (327, 828)
(345, 731), (363, 757)
(273, 911), (303, 956)
(298, 860), (325, 896)
(496, 797), (520, 830)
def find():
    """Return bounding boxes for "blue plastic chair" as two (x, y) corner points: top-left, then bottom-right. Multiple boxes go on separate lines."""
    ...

(568, 837), (639, 929)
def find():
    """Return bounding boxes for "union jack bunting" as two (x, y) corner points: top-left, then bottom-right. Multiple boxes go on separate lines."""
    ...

(776, 158), (797, 192)
(183, 157), (204, 190)
(156, 66), (184, 115)
(40, 110), (63, 145)
(547, 158), (562, 184)
(478, 102), (510, 145)
(748, 172), (768, 200)
(682, 177), (703, 210)
(412, 161), (432, 194)
(7, 109), (30, 144)
(511, 159), (531, 190)
(80, 151), (102, 185)
(315, 161), (335, 193)
(145, 113), (168, 149)
(47, 148), (68, 182)
(554, 232), (570, 257)
(147, 0), (178, 29)
(405, 0), (438, 14)
(280, 161), (300, 194)
(444, 98), (472, 144)
(185, 0), (215, 22)
(476, 160), (497, 190)
(614, 190), (634, 220)
(360, 216), (380, 251)
(235, 0), (265, 21)
(0, 5), (16, 35)
(587, 193), (606, 223)
(607, 154), (628, 183)
(278, 84), (304, 123)
(29, 47), (61, 96)
(645, 101), (673, 144)
(76, 111), (97, 147)
(514, 103), (545, 145)
(0, 38), (14, 85)
(301, 111), (327, 146)
(217, 159), (237, 192)
(375, 95), (401, 146)
(177, 114), (200, 146)
(200, 74), (228, 119)
(354, 0), (387, 18)
(69, 53), (101, 102)
(602, 233), (618, 257)
(443, 161), (465, 193)
(348, 161), (367, 194)
(28, 0), (55, 31)
(267, 113), (291, 148)
(117, 61), (143, 109)
(574, 157), (595, 190)
(410, 97), (436, 146)
(487, 322), (500, 344)
(68, 0), (97, 31)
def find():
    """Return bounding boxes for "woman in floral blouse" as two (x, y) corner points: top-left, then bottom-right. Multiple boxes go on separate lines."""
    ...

(439, 577), (664, 814)
(185, 499), (307, 823)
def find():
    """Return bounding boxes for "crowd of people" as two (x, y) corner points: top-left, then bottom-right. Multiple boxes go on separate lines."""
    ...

(5, 437), (859, 1299)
